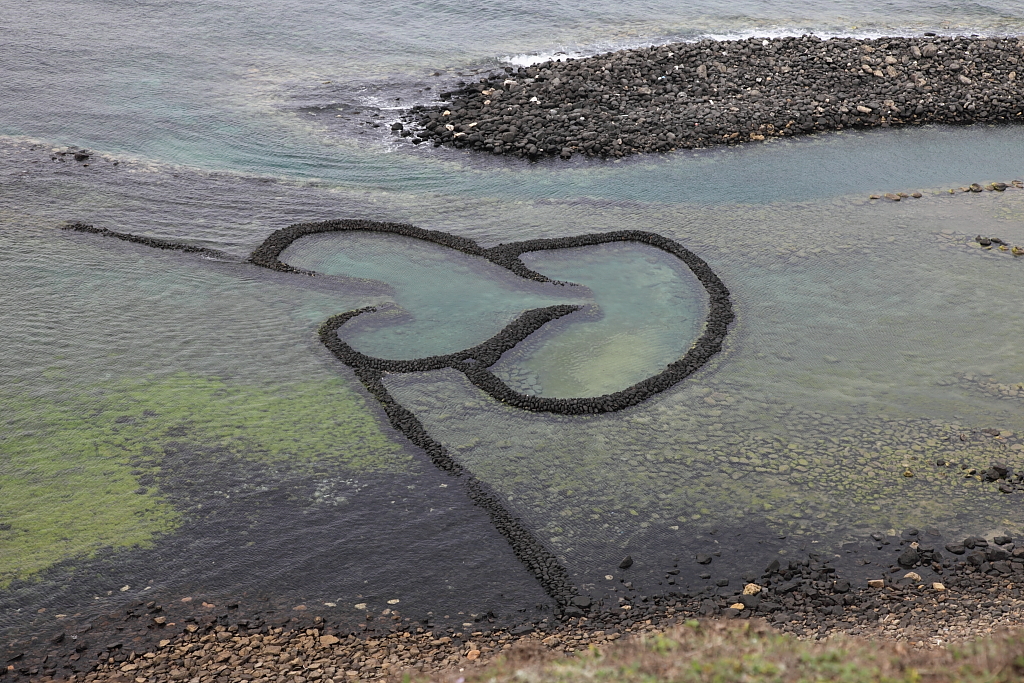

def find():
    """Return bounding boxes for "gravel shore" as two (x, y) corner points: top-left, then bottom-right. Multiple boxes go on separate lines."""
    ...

(11, 530), (1024, 682)
(407, 35), (1024, 159)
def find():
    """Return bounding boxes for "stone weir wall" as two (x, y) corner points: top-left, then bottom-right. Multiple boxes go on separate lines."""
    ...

(408, 35), (1024, 159)
(63, 218), (734, 616)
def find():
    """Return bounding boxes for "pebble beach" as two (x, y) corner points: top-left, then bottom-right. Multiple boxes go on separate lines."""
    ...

(10, 529), (1024, 681)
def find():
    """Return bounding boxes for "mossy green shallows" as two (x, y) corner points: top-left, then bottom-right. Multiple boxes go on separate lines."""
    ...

(0, 374), (407, 588)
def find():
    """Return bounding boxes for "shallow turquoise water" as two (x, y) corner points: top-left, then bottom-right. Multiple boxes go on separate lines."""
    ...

(280, 232), (708, 395)
(280, 231), (586, 360)
(493, 242), (707, 397)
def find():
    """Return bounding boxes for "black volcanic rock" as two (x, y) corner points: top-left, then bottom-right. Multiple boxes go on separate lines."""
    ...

(410, 35), (1024, 160)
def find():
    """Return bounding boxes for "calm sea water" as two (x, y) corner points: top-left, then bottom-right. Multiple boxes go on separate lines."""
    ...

(3, 0), (1024, 640)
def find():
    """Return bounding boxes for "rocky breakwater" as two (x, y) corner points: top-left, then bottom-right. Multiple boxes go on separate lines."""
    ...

(410, 35), (1024, 159)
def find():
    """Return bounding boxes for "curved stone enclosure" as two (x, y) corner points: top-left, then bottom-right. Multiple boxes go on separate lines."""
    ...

(64, 218), (735, 613)
(253, 219), (735, 415)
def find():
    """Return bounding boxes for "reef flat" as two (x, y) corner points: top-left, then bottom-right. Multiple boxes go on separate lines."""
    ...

(409, 35), (1024, 159)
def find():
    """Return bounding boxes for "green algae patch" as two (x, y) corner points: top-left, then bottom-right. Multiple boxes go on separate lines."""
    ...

(0, 398), (178, 589)
(0, 374), (407, 588)
(98, 373), (408, 471)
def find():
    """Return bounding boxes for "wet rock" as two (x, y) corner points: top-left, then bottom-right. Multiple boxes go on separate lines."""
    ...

(897, 548), (920, 567)
(987, 547), (1010, 562)
(696, 554), (713, 565)
(619, 555), (634, 570)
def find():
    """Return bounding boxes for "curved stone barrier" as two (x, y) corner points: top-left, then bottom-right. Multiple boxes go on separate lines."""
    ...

(63, 222), (227, 258)
(410, 35), (1024, 159)
(65, 218), (734, 613)
(253, 219), (734, 415)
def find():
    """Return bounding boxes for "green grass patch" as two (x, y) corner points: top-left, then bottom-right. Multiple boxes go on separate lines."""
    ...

(431, 620), (1024, 683)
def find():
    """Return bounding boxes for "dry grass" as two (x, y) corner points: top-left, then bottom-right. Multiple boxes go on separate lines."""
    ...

(410, 619), (1024, 683)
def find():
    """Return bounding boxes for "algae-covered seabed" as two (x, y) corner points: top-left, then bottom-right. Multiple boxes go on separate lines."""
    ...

(0, 218), (411, 590)
(1, 136), (1023, 616)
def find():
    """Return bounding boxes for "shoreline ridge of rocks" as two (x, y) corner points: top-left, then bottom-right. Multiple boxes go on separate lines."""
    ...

(12, 533), (1024, 682)
(406, 34), (1024, 159)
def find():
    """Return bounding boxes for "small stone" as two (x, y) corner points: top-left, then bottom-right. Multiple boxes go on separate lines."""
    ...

(320, 635), (340, 646)
(903, 571), (922, 582)
(868, 579), (885, 588)
(730, 602), (745, 610)
(742, 583), (762, 595)
(619, 555), (634, 569)
(696, 554), (713, 565)
(932, 582), (946, 591)
(466, 650), (481, 660)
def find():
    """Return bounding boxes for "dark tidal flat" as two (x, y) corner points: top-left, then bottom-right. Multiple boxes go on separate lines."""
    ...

(410, 35), (1024, 159)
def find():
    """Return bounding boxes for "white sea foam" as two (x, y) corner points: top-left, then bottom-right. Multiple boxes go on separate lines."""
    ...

(501, 23), (1024, 69)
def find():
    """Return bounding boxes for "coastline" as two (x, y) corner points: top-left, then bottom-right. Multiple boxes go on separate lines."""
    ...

(407, 35), (1024, 159)
(11, 538), (1024, 681)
